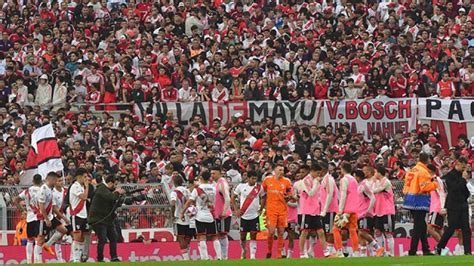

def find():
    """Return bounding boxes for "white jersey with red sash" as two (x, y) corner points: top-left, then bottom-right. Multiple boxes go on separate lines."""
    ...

(234, 183), (263, 220)
(53, 187), (67, 214)
(170, 186), (191, 225)
(19, 186), (41, 223)
(190, 183), (216, 223)
(212, 87), (229, 103)
(37, 184), (55, 221)
(68, 181), (87, 219)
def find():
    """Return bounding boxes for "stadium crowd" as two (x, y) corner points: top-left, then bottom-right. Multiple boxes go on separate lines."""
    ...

(1, 0), (474, 238)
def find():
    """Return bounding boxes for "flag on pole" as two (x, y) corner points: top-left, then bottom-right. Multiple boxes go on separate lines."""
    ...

(19, 123), (64, 184)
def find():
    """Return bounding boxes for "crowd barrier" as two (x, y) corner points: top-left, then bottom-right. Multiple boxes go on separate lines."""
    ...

(1, 238), (472, 263)
(134, 98), (474, 149)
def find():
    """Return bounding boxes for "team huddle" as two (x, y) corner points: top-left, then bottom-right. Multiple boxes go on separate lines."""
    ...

(15, 169), (91, 264)
(172, 161), (398, 260)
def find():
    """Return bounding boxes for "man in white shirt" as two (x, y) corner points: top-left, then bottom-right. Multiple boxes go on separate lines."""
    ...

(14, 174), (42, 264)
(68, 168), (90, 262)
(170, 175), (195, 260)
(349, 64), (366, 89)
(181, 171), (222, 260)
(211, 81), (229, 103)
(232, 171), (264, 259)
(178, 79), (192, 102)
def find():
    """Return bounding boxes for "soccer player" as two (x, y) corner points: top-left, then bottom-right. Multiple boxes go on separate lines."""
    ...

(319, 161), (339, 254)
(262, 164), (293, 258)
(427, 164), (446, 244)
(170, 175), (195, 260)
(232, 171), (264, 259)
(211, 166), (231, 260)
(373, 166), (396, 257)
(333, 162), (359, 257)
(36, 172), (70, 263)
(182, 171), (222, 260)
(14, 174), (42, 264)
(68, 169), (91, 262)
(298, 163), (329, 258)
(354, 169), (384, 257)
(49, 176), (69, 262)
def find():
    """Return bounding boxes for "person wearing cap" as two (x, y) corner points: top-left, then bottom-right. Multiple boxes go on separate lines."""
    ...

(403, 153), (438, 256)
(35, 74), (52, 106)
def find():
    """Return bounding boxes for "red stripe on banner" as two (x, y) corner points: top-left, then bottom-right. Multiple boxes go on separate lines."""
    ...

(208, 101), (214, 126)
(24, 147), (38, 169)
(217, 104), (224, 122)
(430, 120), (449, 150)
(35, 139), (62, 165)
(449, 122), (467, 147)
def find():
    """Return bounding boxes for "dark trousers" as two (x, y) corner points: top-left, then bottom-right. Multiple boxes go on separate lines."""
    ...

(92, 223), (118, 261)
(437, 208), (471, 255)
(409, 210), (430, 254)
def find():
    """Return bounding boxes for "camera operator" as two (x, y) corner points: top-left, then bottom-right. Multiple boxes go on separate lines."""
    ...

(88, 175), (125, 262)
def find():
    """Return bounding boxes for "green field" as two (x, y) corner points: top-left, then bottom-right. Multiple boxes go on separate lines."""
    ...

(49, 256), (473, 266)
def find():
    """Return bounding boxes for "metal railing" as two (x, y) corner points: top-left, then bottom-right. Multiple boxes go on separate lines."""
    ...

(2, 180), (474, 231)
(0, 183), (171, 231)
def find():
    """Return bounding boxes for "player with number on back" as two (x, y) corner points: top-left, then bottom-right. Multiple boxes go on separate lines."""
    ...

(182, 171), (222, 260)
(14, 174), (42, 264)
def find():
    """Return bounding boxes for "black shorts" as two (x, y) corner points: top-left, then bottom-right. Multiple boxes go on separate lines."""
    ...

(196, 220), (217, 235)
(428, 212), (445, 229)
(358, 217), (375, 231)
(71, 216), (90, 232)
(27, 221), (40, 238)
(215, 216), (231, 233)
(39, 217), (62, 236)
(374, 215), (395, 233)
(176, 224), (196, 238)
(322, 213), (336, 234)
(240, 217), (260, 233)
(299, 214), (323, 231)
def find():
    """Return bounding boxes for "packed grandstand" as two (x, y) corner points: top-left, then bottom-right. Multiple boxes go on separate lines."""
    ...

(1, 0), (474, 263)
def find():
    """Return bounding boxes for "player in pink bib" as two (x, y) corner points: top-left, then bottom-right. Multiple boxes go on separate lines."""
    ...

(427, 164), (446, 244)
(354, 168), (384, 257)
(211, 166), (232, 260)
(298, 163), (329, 258)
(319, 162), (339, 253)
(373, 166), (396, 257)
(333, 162), (359, 257)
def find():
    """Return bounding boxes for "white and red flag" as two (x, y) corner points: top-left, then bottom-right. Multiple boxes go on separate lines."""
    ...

(19, 123), (63, 184)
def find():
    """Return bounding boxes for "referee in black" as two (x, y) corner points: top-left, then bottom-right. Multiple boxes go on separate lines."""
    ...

(436, 157), (471, 255)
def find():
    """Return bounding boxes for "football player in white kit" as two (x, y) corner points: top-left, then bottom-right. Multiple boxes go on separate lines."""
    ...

(170, 175), (195, 260)
(181, 171), (222, 260)
(14, 174), (42, 264)
(46, 176), (70, 262)
(36, 172), (70, 264)
(68, 168), (91, 262)
(232, 170), (264, 259)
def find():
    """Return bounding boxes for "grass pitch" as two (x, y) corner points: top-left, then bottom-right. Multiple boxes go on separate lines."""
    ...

(49, 256), (473, 266)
